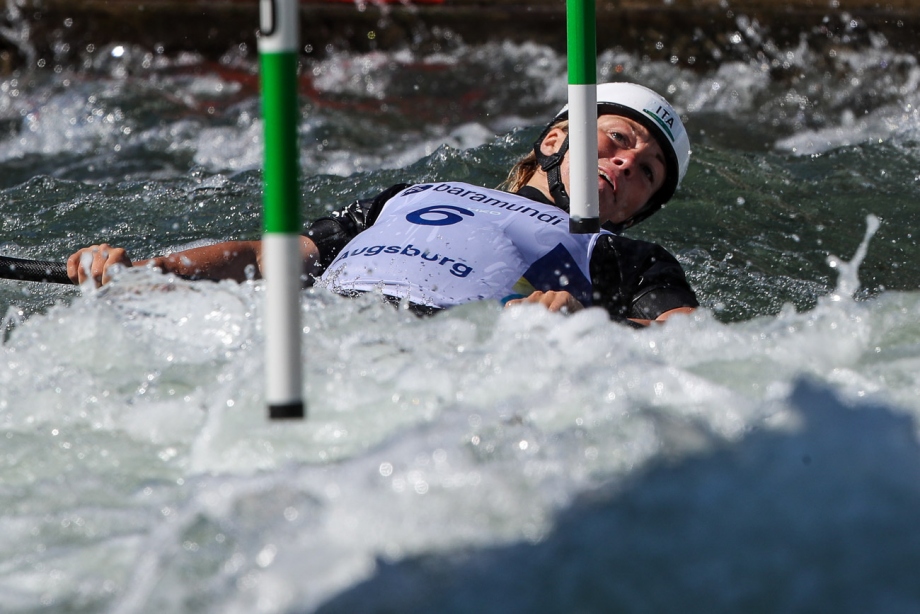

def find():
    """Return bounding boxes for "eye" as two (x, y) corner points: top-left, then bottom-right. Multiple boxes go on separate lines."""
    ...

(642, 164), (655, 183)
(609, 131), (628, 144)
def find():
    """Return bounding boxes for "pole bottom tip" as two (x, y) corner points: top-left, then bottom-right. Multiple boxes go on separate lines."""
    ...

(569, 217), (601, 234)
(269, 402), (305, 420)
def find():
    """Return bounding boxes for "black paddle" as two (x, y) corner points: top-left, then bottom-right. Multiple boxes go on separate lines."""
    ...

(0, 255), (71, 284)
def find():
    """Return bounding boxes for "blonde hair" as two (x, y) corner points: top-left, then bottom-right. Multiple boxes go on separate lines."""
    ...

(499, 120), (569, 193)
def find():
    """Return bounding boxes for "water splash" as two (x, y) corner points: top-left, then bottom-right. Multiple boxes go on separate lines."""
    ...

(2, 37), (920, 613)
(827, 214), (880, 302)
(0, 0), (35, 68)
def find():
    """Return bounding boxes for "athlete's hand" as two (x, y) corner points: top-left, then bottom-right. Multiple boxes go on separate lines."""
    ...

(67, 243), (133, 287)
(505, 290), (585, 314)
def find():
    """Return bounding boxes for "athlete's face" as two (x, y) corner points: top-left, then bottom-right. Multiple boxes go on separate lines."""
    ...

(539, 114), (667, 225)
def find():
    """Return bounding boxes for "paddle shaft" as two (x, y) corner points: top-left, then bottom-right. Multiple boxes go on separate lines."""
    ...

(0, 255), (71, 284)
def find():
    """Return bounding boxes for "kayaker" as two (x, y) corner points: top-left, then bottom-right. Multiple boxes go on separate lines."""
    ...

(68, 82), (698, 325)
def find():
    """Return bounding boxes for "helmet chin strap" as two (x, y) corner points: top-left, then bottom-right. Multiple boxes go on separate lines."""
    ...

(532, 130), (571, 213)
(532, 128), (660, 233)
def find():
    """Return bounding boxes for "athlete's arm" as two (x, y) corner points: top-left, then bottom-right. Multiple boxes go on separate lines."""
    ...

(590, 234), (699, 321)
(504, 291), (695, 326)
(67, 185), (417, 287)
(67, 238), (322, 287)
(504, 290), (585, 314)
(626, 305), (696, 326)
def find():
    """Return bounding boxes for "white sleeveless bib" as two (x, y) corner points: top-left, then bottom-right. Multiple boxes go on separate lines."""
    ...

(319, 182), (605, 308)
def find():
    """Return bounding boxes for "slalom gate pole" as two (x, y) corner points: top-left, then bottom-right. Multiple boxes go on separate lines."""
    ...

(566, 0), (600, 234)
(259, 0), (305, 419)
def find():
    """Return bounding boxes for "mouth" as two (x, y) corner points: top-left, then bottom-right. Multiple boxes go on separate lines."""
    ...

(598, 168), (616, 196)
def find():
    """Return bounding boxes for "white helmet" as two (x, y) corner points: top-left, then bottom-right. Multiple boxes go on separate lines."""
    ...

(545, 82), (691, 229)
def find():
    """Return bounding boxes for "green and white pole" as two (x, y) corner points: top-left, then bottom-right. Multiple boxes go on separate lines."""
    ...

(260, 0), (304, 419)
(566, 0), (600, 234)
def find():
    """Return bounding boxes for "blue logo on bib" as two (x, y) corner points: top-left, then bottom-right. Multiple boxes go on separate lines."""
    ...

(402, 184), (434, 196)
(406, 204), (474, 226)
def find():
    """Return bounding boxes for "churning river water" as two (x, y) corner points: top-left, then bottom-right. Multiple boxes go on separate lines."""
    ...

(2, 18), (920, 614)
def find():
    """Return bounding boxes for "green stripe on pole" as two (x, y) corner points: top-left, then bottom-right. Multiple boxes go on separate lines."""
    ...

(567, 0), (596, 85)
(260, 51), (300, 234)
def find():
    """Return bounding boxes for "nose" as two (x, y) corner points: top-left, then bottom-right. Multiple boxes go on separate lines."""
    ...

(610, 150), (638, 176)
